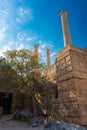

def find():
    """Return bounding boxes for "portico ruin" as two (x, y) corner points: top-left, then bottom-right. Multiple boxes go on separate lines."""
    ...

(41, 10), (87, 126)
(0, 10), (87, 127)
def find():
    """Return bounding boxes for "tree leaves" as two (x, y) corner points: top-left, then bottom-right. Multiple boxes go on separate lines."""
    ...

(1, 48), (45, 111)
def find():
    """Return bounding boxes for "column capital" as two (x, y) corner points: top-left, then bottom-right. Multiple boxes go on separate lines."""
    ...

(46, 48), (50, 51)
(34, 44), (39, 48)
(59, 10), (68, 17)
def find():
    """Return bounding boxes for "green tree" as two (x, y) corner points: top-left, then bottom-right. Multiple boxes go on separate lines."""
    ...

(5, 49), (44, 113)
(0, 57), (18, 91)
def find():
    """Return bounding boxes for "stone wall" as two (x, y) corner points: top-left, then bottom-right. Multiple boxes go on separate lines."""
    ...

(40, 65), (57, 116)
(41, 64), (56, 83)
(0, 44), (87, 126)
(54, 44), (87, 126)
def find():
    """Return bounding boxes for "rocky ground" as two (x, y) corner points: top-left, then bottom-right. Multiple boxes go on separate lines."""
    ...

(0, 115), (42, 130)
(0, 110), (87, 130)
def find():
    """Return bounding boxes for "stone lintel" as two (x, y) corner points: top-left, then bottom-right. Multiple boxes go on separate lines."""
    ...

(59, 10), (68, 17)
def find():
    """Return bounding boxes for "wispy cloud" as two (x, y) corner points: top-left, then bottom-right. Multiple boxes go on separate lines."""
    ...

(26, 36), (37, 41)
(17, 32), (25, 41)
(0, 41), (27, 56)
(16, 43), (25, 50)
(16, 7), (33, 23)
(0, 45), (11, 56)
(0, 1), (55, 64)
(0, 26), (8, 40)
(38, 40), (55, 64)
(16, 31), (37, 49)
(0, 29), (5, 40)
(50, 52), (56, 57)
(38, 40), (54, 49)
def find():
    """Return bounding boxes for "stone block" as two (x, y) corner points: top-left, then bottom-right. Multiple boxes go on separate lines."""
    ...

(80, 72), (87, 78)
(66, 55), (71, 62)
(79, 62), (84, 67)
(60, 69), (67, 75)
(58, 102), (79, 111)
(73, 71), (81, 78)
(72, 54), (79, 61)
(80, 118), (87, 126)
(58, 96), (77, 103)
(56, 61), (59, 66)
(69, 90), (77, 98)
(86, 56), (87, 61)
(66, 66), (72, 71)
(78, 89), (87, 95)
(59, 58), (66, 64)
(67, 71), (74, 78)
(79, 96), (87, 102)
(80, 110), (87, 117)
(62, 62), (67, 69)
(66, 60), (72, 66)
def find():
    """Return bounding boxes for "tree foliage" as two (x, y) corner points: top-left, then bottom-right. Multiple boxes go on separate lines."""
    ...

(4, 48), (44, 111)
(0, 57), (18, 91)
(5, 49), (43, 90)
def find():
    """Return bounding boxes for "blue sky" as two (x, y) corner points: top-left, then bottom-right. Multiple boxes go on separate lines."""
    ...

(0, 0), (87, 64)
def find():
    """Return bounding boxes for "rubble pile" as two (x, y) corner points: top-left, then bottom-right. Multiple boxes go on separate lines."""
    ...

(30, 115), (45, 127)
(43, 121), (87, 130)
(13, 110), (34, 121)
(13, 110), (45, 126)
(12, 110), (87, 129)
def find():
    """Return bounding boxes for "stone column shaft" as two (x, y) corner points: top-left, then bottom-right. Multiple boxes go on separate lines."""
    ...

(59, 11), (72, 47)
(34, 44), (38, 63)
(46, 48), (50, 67)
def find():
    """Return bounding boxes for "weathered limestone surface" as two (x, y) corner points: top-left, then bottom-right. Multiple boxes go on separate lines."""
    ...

(46, 48), (50, 67)
(41, 45), (87, 126)
(0, 40), (87, 126)
(54, 44), (87, 126)
(41, 64), (56, 83)
(41, 65), (57, 116)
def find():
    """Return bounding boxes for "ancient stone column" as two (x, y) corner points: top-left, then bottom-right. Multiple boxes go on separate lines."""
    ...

(46, 48), (50, 67)
(59, 11), (72, 47)
(34, 44), (38, 66)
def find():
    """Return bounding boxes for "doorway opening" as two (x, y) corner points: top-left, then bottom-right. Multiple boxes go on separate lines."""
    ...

(0, 92), (13, 114)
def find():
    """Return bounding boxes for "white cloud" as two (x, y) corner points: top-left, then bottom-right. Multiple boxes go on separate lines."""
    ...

(38, 40), (54, 49)
(39, 48), (44, 54)
(7, 40), (15, 47)
(1, 9), (10, 16)
(16, 7), (33, 23)
(0, 9), (9, 19)
(6, 40), (28, 51)
(0, 45), (11, 56)
(26, 36), (37, 41)
(0, 40), (15, 55)
(0, 2), (35, 56)
(2, 45), (11, 52)
(0, 32), (5, 40)
(17, 43), (25, 50)
(17, 32), (24, 41)
(17, 32), (37, 47)
(38, 40), (42, 44)
(46, 43), (54, 48)
(38, 40), (55, 64)
(0, 40), (23, 56)
(0, 26), (8, 40)
(50, 52), (56, 57)
(41, 43), (46, 48)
